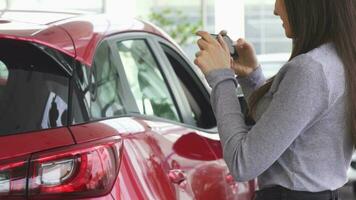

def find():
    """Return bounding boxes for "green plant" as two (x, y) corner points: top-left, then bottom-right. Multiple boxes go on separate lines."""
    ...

(147, 8), (202, 46)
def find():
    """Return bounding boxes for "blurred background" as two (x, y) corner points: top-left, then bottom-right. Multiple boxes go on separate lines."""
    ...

(1, 0), (355, 199)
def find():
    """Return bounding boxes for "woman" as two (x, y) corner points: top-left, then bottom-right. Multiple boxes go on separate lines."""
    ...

(194, 0), (356, 199)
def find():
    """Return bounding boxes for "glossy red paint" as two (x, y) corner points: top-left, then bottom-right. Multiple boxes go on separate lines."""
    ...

(173, 132), (222, 161)
(55, 15), (173, 66)
(171, 131), (255, 199)
(69, 122), (119, 144)
(0, 21), (75, 58)
(0, 12), (174, 66)
(69, 117), (148, 144)
(0, 128), (74, 160)
(111, 150), (147, 200)
(112, 146), (176, 200)
(76, 194), (114, 200)
(126, 118), (253, 200)
(0, 77), (6, 85)
(123, 134), (177, 199)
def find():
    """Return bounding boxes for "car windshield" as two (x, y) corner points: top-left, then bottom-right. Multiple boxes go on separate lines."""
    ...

(0, 39), (71, 136)
(0, 0), (104, 13)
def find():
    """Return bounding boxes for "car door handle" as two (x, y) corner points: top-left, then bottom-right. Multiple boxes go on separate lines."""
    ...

(168, 169), (186, 184)
(226, 173), (236, 185)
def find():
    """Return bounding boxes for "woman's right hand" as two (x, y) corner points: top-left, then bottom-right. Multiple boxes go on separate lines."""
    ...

(231, 38), (259, 77)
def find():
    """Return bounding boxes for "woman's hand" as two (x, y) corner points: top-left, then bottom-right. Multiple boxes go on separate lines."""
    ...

(232, 38), (259, 77)
(194, 31), (231, 76)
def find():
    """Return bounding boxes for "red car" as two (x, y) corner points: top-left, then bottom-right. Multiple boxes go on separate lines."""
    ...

(0, 11), (256, 200)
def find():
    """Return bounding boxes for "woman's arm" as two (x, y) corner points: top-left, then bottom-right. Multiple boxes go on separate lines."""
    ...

(206, 55), (329, 181)
(236, 66), (266, 100)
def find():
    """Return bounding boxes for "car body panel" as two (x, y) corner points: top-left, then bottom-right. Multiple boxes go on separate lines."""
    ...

(0, 20), (76, 57)
(0, 12), (174, 66)
(110, 117), (255, 200)
(69, 117), (146, 144)
(55, 15), (173, 66)
(71, 116), (255, 200)
(114, 132), (176, 200)
(0, 77), (6, 85)
(82, 195), (114, 200)
(69, 121), (120, 144)
(0, 128), (74, 160)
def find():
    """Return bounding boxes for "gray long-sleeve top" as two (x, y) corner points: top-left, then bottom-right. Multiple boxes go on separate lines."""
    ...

(205, 43), (354, 192)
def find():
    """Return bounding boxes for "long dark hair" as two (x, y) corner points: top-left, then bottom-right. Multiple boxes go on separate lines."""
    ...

(248, 0), (356, 144)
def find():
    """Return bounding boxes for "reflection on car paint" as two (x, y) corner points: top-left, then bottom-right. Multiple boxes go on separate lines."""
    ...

(99, 117), (145, 134)
(41, 92), (68, 129)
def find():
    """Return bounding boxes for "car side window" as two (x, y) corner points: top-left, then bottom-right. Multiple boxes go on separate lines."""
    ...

(0, 39), (70, 135)
(72, 41), (125, 123)
(116, 39), (180, 122)
(90, 41), (125, 119)
(160, 43), (217, 129)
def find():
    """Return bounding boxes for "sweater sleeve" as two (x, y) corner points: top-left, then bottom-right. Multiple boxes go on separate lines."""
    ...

(205, 55), (329, 182)
(236, 66), (266, 100)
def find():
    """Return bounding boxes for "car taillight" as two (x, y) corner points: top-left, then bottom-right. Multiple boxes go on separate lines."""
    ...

(0, 138), (122, 199)
(26, 137), (121, 199)
(0, 157), (28, 200)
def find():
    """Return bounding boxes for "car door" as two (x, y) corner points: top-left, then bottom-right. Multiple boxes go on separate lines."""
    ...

(110, 32), (255, 200)
(111, 35), (216, 199)
(153, 36), (257, 200)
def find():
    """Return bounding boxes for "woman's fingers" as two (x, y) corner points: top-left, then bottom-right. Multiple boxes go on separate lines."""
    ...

(197, 31), (229, 54)
(235, 38), (245, 52)
(194, 52), (206, 67)
(196, 31), (216, 44)
(219, 30), (227, 36)
(235, 38), (254, 54)
(194, 30), (232, 75)
(230, 38), (259, 76)
(217, 34), (229, 54)
(197, 39), (209, 50)
(195, 50), (204, 57)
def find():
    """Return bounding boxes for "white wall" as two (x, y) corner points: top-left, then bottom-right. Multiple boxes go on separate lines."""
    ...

(105, 0), (136, 18)
(214, 0), (245, 39)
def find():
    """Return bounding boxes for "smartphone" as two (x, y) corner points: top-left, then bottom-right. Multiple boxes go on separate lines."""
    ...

(210, 33), (239, 59)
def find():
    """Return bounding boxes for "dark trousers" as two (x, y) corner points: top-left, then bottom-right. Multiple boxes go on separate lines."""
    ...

(254, 186), (340, 200)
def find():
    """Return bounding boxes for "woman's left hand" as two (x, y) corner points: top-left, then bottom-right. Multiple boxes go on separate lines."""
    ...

(194, 31), (231, 76)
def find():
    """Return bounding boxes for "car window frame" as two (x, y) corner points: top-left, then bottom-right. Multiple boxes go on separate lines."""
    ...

(152, 37), (255, 129)
(70, 39), (138, 125)
(151, 37), (218, 128)
(109, 32), (221, 133)
(107, 32), (186, 123)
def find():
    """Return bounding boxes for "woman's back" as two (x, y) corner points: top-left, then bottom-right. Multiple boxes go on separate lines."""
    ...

(250, 43), (354, 191)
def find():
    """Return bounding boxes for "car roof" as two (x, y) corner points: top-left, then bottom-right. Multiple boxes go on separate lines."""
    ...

(0, 10), (172, 66)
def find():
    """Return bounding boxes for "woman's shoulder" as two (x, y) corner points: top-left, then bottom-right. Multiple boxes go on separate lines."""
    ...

(286, 43), (336, 68)
(280, 43), (346, 103)
(292, 43), (343, 71)
(276, 52), (325, 84)
(279, 43), (344, 81)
